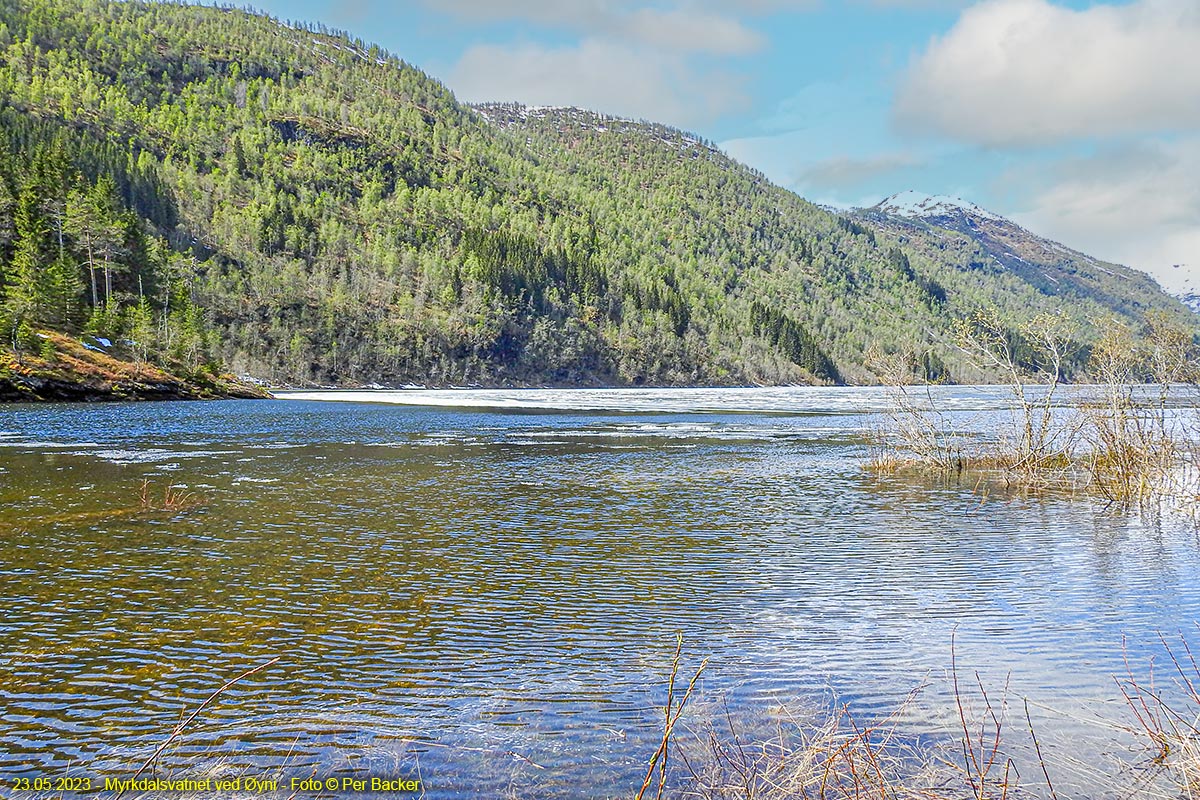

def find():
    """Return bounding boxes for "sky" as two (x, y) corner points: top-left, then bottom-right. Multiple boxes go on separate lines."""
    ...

(241, 0), (1197, 294)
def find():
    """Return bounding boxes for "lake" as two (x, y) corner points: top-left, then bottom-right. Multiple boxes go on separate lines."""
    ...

(2, 387), (1198, 798)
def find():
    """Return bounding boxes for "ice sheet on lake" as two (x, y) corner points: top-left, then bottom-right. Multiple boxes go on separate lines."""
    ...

(274, 386), (1022, 415)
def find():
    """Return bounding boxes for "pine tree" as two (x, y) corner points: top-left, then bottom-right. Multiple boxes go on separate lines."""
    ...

(125, 292), (154, 370)
(10, 179), (52, 323)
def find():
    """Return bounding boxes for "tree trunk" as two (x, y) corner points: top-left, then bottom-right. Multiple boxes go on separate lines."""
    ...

(86, 235), (98, 308)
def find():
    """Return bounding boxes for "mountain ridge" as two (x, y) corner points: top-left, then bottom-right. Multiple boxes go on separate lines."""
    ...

(851, 188), (1170, 329)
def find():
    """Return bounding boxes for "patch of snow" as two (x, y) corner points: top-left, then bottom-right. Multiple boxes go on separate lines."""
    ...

(874, 190), (1005, 222)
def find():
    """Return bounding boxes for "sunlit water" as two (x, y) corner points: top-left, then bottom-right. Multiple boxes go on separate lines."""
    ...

(2, 387), (1198, 798)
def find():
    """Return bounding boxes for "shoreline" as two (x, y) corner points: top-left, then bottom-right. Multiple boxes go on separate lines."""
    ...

(0, 332), (270, 403)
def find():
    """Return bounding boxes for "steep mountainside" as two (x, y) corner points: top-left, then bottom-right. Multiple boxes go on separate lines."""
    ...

(856, 191), (1181, 325)
(487, 110), (1194, 380)
(0, 1), (1193, 390)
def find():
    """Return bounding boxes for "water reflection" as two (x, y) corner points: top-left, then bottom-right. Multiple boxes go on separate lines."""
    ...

(0, 391), (1198, 798)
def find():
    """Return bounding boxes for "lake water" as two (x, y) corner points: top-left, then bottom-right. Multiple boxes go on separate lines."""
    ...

(2, 387), (1198, 798)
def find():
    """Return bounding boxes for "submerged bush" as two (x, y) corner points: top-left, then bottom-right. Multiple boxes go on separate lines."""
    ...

(868, 310), (1200, 510)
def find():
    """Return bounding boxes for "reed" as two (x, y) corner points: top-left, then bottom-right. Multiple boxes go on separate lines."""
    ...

(138, 478), (202, 512)
(642, 639), (1200, 800)
(660, 683), (1041, 799)
(1116, 629), (1200, 799)
(668, 696), (940, 799)
(868, 312), (1200, 510)
(637, 630), (1048, 800)
(103, 635), (1200, 800)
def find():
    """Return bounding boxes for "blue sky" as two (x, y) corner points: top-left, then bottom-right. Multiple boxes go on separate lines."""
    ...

(242, 0), (1197, 294)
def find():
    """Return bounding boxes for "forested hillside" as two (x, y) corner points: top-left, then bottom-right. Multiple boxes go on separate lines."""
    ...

(0, 0), (1193, 389)
(858, 191), (1185, 332)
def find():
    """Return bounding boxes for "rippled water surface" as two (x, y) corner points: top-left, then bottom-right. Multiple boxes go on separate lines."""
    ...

(2, 387), (1199, 797)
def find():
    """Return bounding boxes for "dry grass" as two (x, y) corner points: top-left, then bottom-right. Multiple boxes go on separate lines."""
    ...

(640, 634), (1050, 800)
(642, 633), (1200, 800)
(96, 634), (1200, 800)
(137, 478), (203, 512)
(667, 694), (974, 800)
(0, 479), (205, 535)
(18, 331), (179, 384)
(1116, 629), (1200, 799)
(1, 328), (270, 400)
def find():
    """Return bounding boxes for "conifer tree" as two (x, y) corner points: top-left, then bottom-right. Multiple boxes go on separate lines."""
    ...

(10, 179), (52, 323)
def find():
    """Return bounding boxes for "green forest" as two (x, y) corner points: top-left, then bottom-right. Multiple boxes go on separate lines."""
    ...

(0, 0), (1194, 390)
(0, 125), (216, 371)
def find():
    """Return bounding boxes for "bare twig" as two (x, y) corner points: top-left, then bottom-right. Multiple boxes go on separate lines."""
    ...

(636, 634), (708, 800)
(121, 655), (281, 795)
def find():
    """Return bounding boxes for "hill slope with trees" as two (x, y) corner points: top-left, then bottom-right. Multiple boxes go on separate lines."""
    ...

(0, 0), (1193, 394)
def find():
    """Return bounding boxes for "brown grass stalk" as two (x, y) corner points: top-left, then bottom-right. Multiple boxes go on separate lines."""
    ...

(1116, 629), (1200, 797)
(119, 656), (282, 796)
(636, 633), (708, 800)
(138, 478), (202, 512)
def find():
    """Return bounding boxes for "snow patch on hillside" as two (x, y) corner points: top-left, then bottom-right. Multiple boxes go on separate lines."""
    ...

(874, 190), (1004, 222)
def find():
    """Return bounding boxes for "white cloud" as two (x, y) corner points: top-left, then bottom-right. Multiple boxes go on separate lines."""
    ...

(895, 0), (1200, 146)
(623, 8), (764, 55)
(449, 39), (750, 127)
(1011, 138), (1200, 293)
(422, 1), (764, 54)
(425, 0), (958, 23)
(865, 0), (972, 7)
(433, 1), (764, 124)
(421, 0), (612, 27)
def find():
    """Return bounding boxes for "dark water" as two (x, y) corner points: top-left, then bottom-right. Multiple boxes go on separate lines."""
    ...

(1, 388), (1198, 798)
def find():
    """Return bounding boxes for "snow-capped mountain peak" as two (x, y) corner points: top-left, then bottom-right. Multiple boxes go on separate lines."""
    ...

(874, 190), (1004, 222)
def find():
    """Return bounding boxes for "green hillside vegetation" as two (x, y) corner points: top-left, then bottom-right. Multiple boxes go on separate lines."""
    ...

(851, 202), (1192, 380)
(0, 0), (1194, 390)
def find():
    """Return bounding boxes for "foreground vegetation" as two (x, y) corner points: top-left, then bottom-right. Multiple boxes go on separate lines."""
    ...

(0, 329), (266, 400)
(0, 0), (1193, 391)
(869, 308), (1200, 511)
(119, 633), (1200, 800)
(645, 635), (1200, 800)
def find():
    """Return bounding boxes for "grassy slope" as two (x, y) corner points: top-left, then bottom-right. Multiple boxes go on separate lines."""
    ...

(0, 332), (269, 401)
